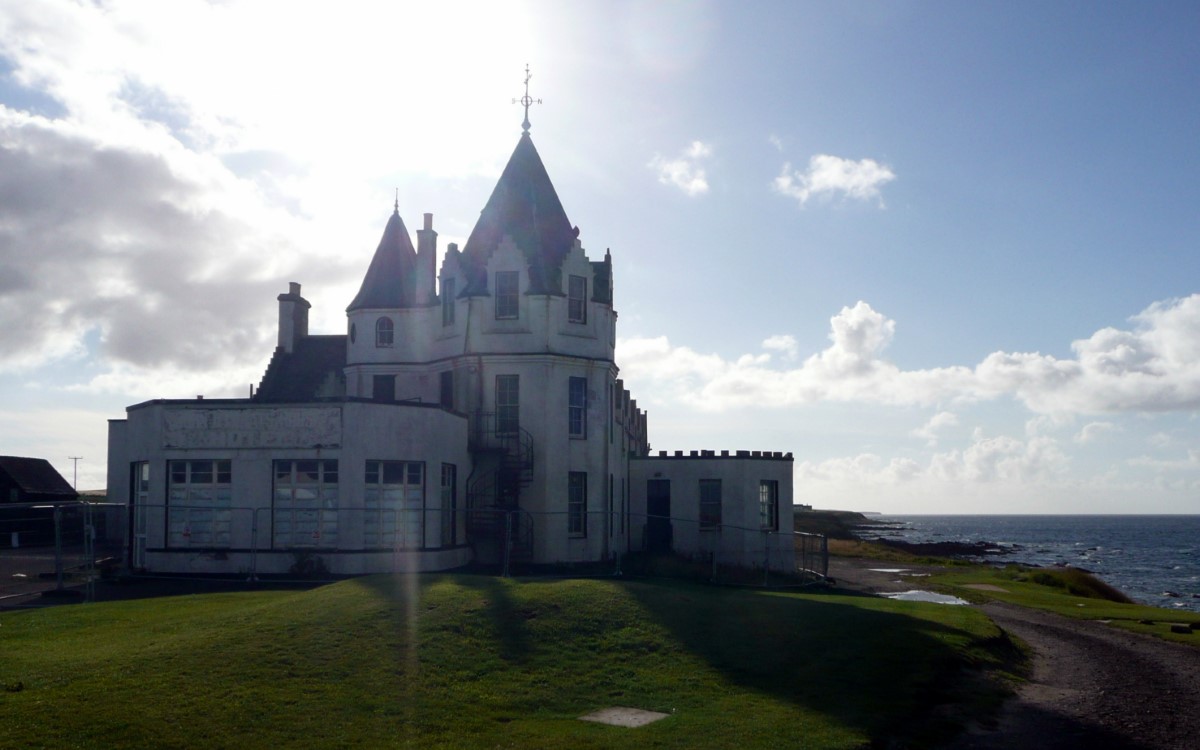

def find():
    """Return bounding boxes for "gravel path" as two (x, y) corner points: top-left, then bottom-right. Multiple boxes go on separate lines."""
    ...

(828, 557), (1200, 749)
(945, 602), (1200, 750)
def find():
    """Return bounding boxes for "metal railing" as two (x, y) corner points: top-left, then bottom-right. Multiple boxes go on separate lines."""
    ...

(1, 501), (827, 599)
(0, 501), (125, 607)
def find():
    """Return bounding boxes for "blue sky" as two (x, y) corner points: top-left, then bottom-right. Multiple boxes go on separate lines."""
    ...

(0, 1), (1197, 512)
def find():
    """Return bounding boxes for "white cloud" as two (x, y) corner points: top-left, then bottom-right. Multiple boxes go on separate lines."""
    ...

(618, 294), (1200, 415)
(1074, 421), (1117, 444)
(797, 430), (1068, 488)
(1128, 449), (1200, 471)
(773, 154), (896, 206)
(762, 334), (799, 361)
(767, 134), (783, 152)
(649, 140), (712, 196)
(912, 411), (958, 445)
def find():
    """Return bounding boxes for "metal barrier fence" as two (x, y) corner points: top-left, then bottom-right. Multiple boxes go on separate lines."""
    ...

(1, 501), (828, 600)
(0, 501), (126, 607)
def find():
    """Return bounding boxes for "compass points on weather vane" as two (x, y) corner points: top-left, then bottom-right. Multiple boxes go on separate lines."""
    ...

(513, 63), (542, 134)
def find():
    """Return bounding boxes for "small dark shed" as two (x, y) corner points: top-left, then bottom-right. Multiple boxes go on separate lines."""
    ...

(0, 456), (78, 504)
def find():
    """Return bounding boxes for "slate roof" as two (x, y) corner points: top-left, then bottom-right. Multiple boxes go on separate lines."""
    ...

(0, 456), (77, 497)
(347, 208), (419, 311)
(460, 132), (579, 296)
(254, 335), (347, 402)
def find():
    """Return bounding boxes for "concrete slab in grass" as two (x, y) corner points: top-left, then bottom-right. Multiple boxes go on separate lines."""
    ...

(579, 706), (670, 728)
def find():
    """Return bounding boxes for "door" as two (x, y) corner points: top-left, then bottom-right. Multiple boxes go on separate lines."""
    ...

(645, 479), (672, 554)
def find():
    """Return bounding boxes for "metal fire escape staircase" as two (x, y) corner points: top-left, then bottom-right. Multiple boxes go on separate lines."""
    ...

(465, 412), (535, 564)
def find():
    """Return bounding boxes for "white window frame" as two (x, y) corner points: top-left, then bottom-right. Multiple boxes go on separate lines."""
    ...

(272, 460), (340, 549)
(699, 478), (722, 531)
(495, 271), (519, 319)
(168, 459), (233, 548)
(496, 374), (519, 434)
(376, 316), (394, 347)
(364, 460), (424, 549)
(568, 471), (587, 537)
(568, 376), (587, 438)
(759, 479), (779, 531)
(568, 274), (587, 323)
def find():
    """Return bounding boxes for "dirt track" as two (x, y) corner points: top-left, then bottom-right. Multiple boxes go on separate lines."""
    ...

(829, 557), (1200, 749)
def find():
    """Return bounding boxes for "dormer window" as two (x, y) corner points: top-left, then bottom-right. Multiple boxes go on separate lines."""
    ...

(375, 317), (394, 347)
(568, 275), (587, 324)
(495, 271), (519, 319)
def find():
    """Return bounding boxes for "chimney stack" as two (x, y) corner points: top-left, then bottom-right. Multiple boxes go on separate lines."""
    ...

(277, 281), (311, 353)
(416, 214), (438, 306)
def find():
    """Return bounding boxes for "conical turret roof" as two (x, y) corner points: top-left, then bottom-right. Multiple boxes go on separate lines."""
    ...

(347, 206), (419, 311)
(460, 133), (579, 295)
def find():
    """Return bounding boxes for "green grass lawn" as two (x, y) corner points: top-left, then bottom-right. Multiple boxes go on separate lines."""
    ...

(0, 575), (1020, 749)
(924, 564), (1200, 644)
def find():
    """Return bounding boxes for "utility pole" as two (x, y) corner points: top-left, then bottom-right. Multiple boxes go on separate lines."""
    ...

(68, 456), (82, 490)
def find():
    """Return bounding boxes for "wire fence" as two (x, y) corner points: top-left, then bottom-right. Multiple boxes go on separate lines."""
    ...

(0, 501), (125, 607)
(1, 501), (827, 604)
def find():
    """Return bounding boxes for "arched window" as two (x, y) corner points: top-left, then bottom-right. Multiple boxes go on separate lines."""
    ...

(375, 317), (394, 347)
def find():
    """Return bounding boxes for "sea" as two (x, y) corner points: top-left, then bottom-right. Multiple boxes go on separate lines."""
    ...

(866, 515), (1200, 613)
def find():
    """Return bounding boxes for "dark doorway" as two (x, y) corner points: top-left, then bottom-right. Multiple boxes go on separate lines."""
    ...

(645, 479), (672, 554)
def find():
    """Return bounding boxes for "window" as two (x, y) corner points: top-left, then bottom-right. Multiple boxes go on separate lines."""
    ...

(495, 271), (519, 319)
(568, 471), (587, 537)
(441, 277), (456, 326)
(373, 374), (395, 403)
(273, 460), (339, 548)
(131, 462), (150, 568)
(608, 473), (614, 538)
(168, 460), (233, 547)
(496, 374), (519, 434)
(440, 464), (457, 547)
(568, 376), (587, 438)
(568, 274), (587, 323)
(375, 317), (394, 347)
(759, 480), (779, 531)
(699, 479), (722, 530)
(439, 370), (454, 410)
(364, 461), (424, 549)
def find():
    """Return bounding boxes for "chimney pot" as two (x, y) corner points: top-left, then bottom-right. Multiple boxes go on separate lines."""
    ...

(423, 213), (433, 231)
(289, 282), (301, 296)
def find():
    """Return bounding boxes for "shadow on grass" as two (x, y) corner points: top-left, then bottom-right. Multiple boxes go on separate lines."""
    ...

(357, 572), (533, 663)
(621, 579), (1016, 746)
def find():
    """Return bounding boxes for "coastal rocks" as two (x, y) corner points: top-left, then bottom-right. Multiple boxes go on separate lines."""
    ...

(868, 538), (1018, 558)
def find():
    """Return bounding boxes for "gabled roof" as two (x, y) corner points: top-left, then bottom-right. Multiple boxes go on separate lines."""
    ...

(347, 207), (419, 311)
(460, 133), (579, 295)
(0, 456), (76, 497)
(254, 335), (347, 402)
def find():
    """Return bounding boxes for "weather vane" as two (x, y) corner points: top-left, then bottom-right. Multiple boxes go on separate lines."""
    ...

(513, 63), (541, 134)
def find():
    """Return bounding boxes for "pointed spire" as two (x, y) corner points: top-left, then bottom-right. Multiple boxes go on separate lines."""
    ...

(347, 203), (419, 311)
(460, 132), (577, 296)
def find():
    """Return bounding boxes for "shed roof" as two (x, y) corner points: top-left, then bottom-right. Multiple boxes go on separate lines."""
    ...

(0, 456), (77, 496)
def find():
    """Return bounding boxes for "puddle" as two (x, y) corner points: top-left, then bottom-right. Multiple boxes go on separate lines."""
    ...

(869, 568), (931, 577)
(882, 590), (969, 605)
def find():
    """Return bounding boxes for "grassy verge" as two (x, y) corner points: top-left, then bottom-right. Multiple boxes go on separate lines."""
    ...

(829, 538), (1200, 645)
(925, 564), (1200, 644)
(0, 575), (1020, 749)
